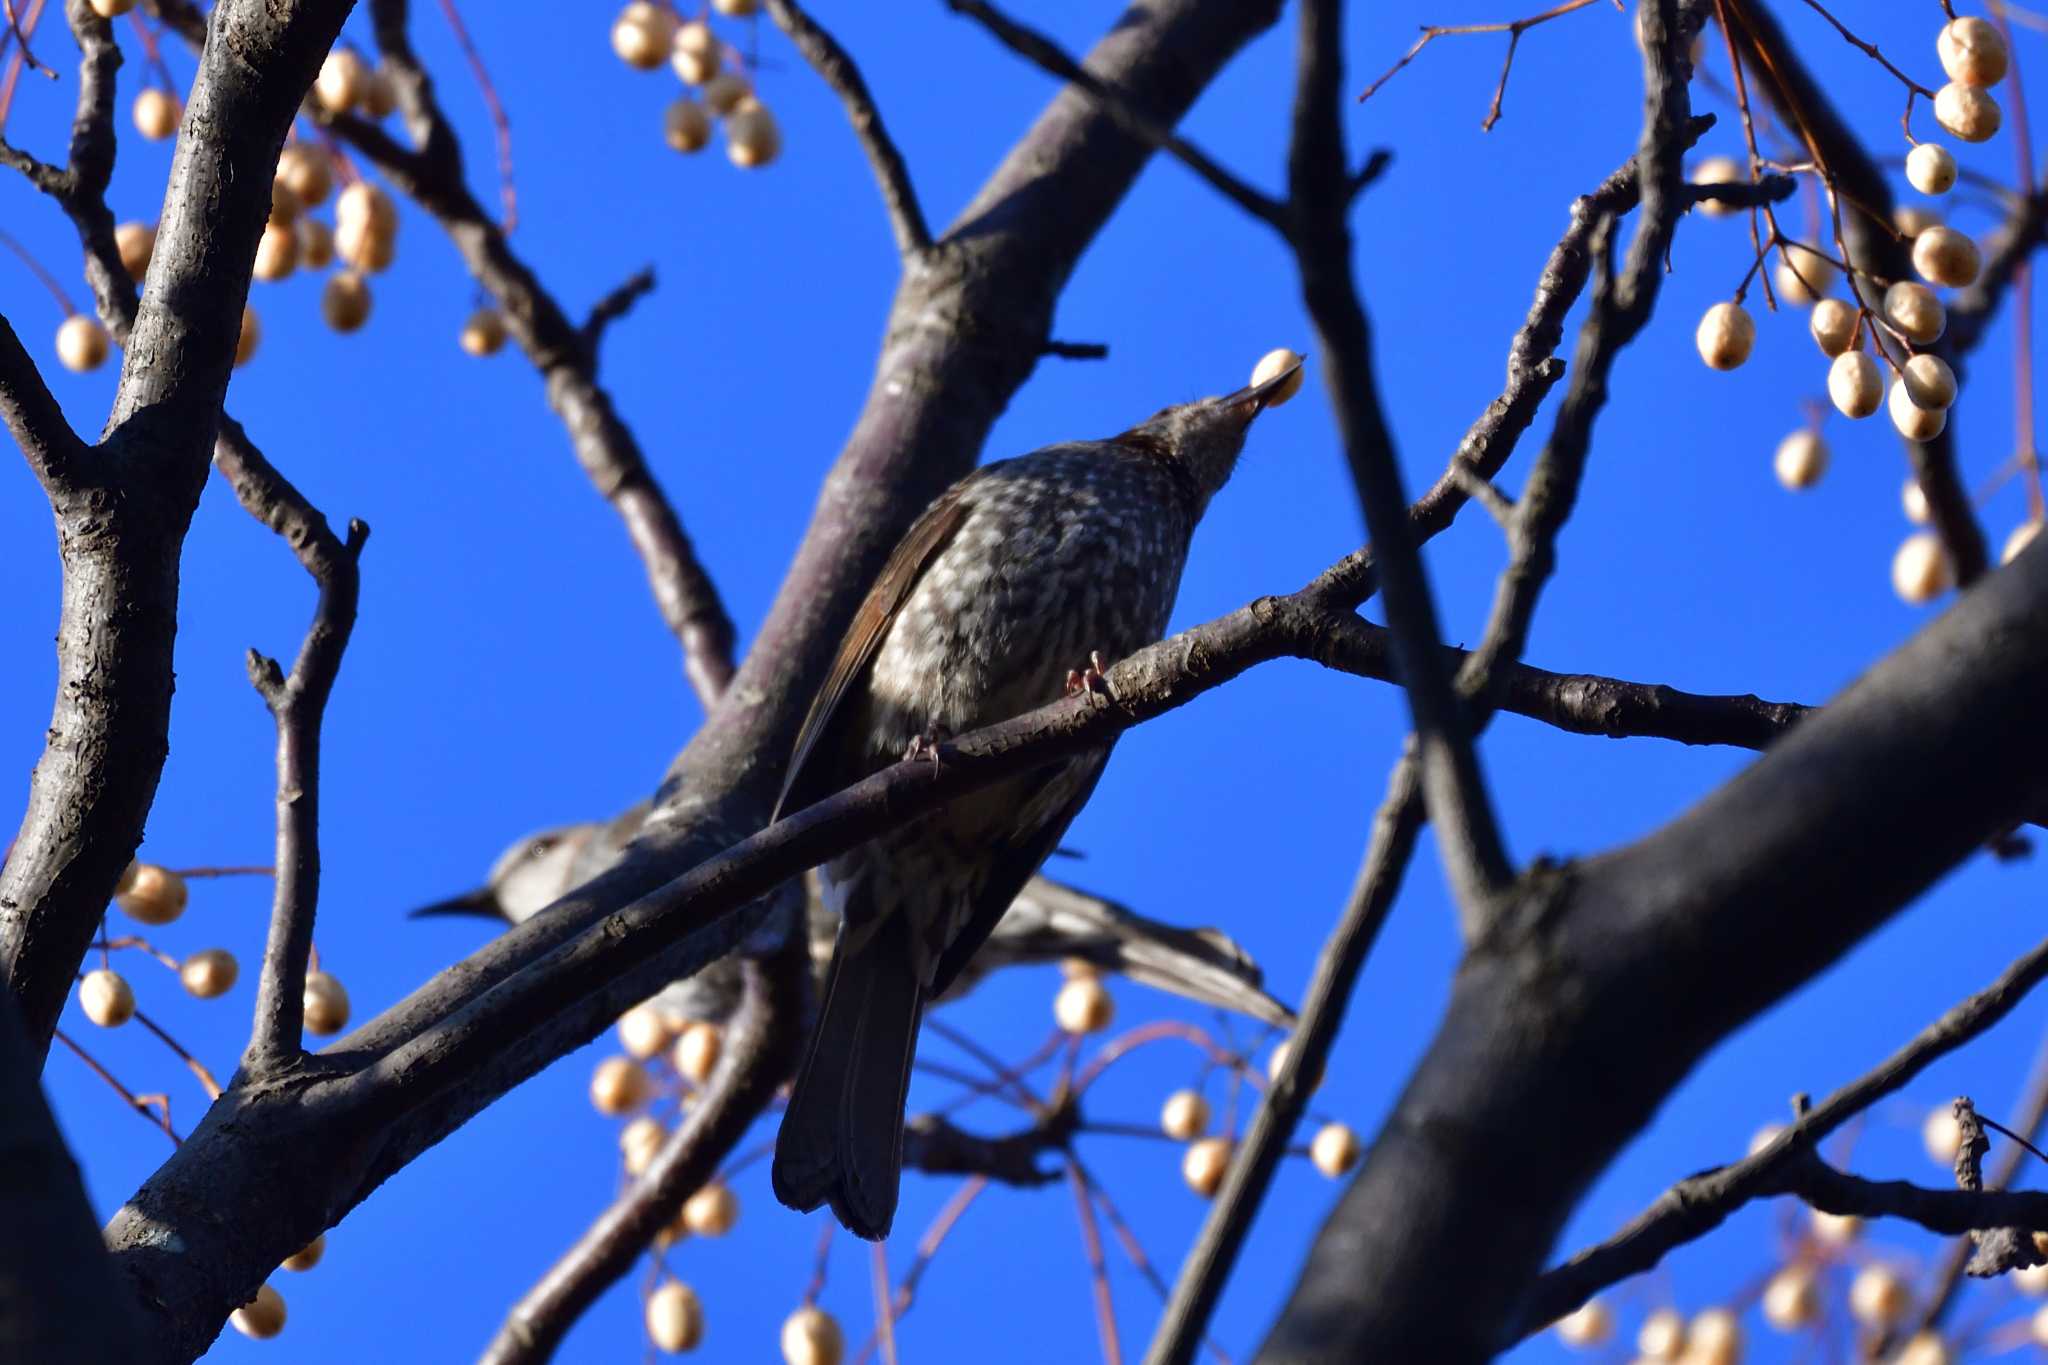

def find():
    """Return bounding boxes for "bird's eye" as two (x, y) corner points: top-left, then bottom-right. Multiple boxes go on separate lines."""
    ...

(526, 838), (557, 861)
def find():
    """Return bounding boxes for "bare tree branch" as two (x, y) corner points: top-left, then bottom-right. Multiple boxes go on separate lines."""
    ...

(0, 306), (85, 494)
(578, 266), (656, 363)
(1519, 925), (2048, 1333)
(765, 0), (930, 259)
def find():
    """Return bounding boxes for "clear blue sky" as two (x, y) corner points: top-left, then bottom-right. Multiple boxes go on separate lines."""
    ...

(3, 3), (2044, 1360)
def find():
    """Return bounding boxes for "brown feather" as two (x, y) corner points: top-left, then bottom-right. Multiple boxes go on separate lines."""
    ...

(774, 484), (977, 822)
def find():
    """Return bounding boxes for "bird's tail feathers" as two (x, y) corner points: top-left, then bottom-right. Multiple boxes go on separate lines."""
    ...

(773, 910), (924, 1241)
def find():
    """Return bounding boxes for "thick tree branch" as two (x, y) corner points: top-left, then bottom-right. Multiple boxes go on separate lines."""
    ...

(330, 0), (740, 713)
(1519, 924), (2048, 1335)
(0, 0), (352, 1058)
(765, 0), (930, 259)
(0, 307), (86, 494)
(479, 939), (807, 1365)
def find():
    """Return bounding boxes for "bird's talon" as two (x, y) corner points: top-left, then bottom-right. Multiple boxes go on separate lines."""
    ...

(1065, 651), (1115, 703)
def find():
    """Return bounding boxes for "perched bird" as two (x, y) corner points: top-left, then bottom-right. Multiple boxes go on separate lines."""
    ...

(409, 804), (1293, 1027)
(770, 358), (1301, 1239)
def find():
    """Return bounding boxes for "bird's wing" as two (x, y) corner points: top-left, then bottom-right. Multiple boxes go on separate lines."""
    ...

(928, 751), (1112, 1000)
(774, 486), (975, 823)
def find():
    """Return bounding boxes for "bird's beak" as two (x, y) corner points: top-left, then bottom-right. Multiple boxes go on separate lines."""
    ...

(1220, 354), (1306, 417)
(406, 887), (501, 921)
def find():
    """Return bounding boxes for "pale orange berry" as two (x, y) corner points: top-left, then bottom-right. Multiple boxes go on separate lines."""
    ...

(2005, 520), (2042, 565)
(1310, 1122), (1361, 1178)
(781, 1305), (844, 1365)
(1903, 477), (1932, 525)
(1913, 226), (1981, 288)
(664, 98), (713, 154)
(726, 99), (780, 169)
(1553, 1299), (1611, 1347)
(1249, 347), (1306, 405)
(268, 179), (304, 227)
(117, 863), (187, 924)
(613, 3), (678, 71)
(1901, 353), (1957, 411)
(1897, 1330), (1953, 1365)
(1762, 1264), (1818, 1330)
(315, 49), (367, 113)
(616, 1003), (670, 1059)
(1810, 1208), (1860, 1244)
(89, 0), (134, 14)
(1773, 430), (1827, 490)
(1924, 1104), (1964, 1163)
(646, 1281), (704, 1353)
(297, 218), (335, 270)
(277, 144), (333, 208)
(114, 221), (155, 281)
(682, 1181), (739, 1236)
(674, 1020), (722, 1084)
(1690, 155), (1744, 217)
(322, 271), (372, 332)
(1747, 1123), (1784, 1157)
(1934, 82), (2001, 143)
(1849, 1263), (1910, 1327)
(1160, 1089), (1210, 1141)
(303, 970), (350, 1034)
(280, 1232), (325, 1272)
(1894, 531), (1953, 604)
(360, 68), (397, 120)
(335, 182), (398, 234)
(334, 214), (395, 272)
(1054, 977), (1114, 1034)
(671, 21), (720, 85)
(1906, 143), (1957, 196)
(133, 88), (180, 140)
(1695, 301), (1753, 370)
(1772, 243), (1835, 305)
(1266, 1037), (1324, 1093)
(1889, 380), (1946, 442)
(591, 1056), (655, 1115)
(1636, 1307), (1686, 1361)
(78, 968), (135, 1027)
(712, 0), (758, 13)
(230, 1284), (286, 1339)
(1883, 281), (1945, 345)
(253, 220), (300, 281)
(702, 72), (749, 116)
(2020, 1260), (2048, 1297)
(55, 315), (111, 373)
(1894, 205), (1942, 237)
(1939, 17), (2008, 89)
(1686, 1307), (1741, 1365)
(1808, 297), (1856, 357)
(1828, 350), (1881, 419)
(621, 1116), (667, 1176)
(180, 948), (239, 998)
(1182, 1136), (1232, 1197)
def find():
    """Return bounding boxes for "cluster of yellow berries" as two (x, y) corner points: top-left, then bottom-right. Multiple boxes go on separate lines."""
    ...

(610, 2), (782, 169)
(1164, 1040), (1357, 1198)
(1690, 17), (2037, 606)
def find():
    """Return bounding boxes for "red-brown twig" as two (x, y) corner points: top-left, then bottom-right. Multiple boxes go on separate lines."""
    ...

(433, 0), (515, 231)
(1358, 0), (1606, 130)
(53, 1028), (181, 1144)
(869, 1242), (898, 1365)
(1995, 4), (2044, 521)
(0, 225), (75, 314)
(1069, 1163), (1122, 1365)
(852, 1177), (987, 1365)
(132, 1008), (224, 1101)
(164, 864), (274, 878)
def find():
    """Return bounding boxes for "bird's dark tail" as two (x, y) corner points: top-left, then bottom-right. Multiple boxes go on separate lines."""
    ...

(773, 910), (924, 1241)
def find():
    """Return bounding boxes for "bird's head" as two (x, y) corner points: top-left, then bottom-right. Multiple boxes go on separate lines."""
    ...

(407, 823), (595, 927)
(1114, 351), (1304, 516)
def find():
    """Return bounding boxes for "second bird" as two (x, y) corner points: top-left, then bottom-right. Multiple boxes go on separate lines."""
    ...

(771, 354), (1303, 1240)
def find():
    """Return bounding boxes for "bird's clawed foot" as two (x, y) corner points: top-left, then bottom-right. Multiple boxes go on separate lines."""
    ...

(1064, 651), (1115, 703)
(903, 727), (951, 771)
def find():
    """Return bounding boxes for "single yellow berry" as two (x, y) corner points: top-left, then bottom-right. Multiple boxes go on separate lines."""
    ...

(1309, 1122), (1361, 1178)
(297, 218), (335, 270)
(335, 182), (398, 234)
(781, 1305), (845, 1365)
(334, 214), (395, 272)
(1897, 1330), (1952, 1365)
(674, 1020), (722, 1084)
(117, 863), (187, 923)
(1772, 243), (1835, 305)
(616, 1003), (670, 1059)
(1906, 143), (1957, 196)
(1773, 430), (1827, 491)
(664, 98), (713, 154)
(280, 1232), (325, 1272)
(725, 98), (781, 169)
(1686, 1307), (1741, 1365)
(614, 2), (679, 71)
(646, 1281), (704, 1353)
(1903, 477), (1932, 525)
(277, 144), (333, 208)
(180, 948), (239, 998)
(78, 968), (135, 1027)
(303, 970), (351, 1035)
(230, 1283), (286, 1339)
(1160, 1089), (1210, 1141)
(1808, 297), (1856, 357)
(1249, 347), (1306, 405)
(1054, 977), (1114, 1034)
(591, 1056), (655, 1115)
(1913, 225), (1981, 287)
(1883, 281), (1945, 345)
(671, 21), (721, 85)
(1182, 1136), (1232, 1197)
(683, 1181), (739, 1236)
(133, 88), (180, 140)
(253, 220), (300, 281)
(2020, 1260), (2048, 1298)
(1809, 1208), (1860, 1244)
(1827, 350), (1882, 419)
(1889, 380), (1947, 442)
(89, 0), (134, 14)
(1939, 16), (2009, 88)
(1747, 1123), (1784, 1157)
(360, 68), (397, 120)
(2004, 519), (2042, 565)
(55, 315), (111, 373)
(1265, 1037), (1324, 1093)
(268, 179), (304, 227)
(322, 271), (372, 332)
(1762, 1264), (1818, 1330)
(315, 48), (367, 113)
(114, 221), (155, 281)
(1934, 82), (2001, 143)
(1849, 1263), (1910, 1327)
(1553, 1299), (1612, 1348)
(1893, 531), (1953, 605)
(1695, 301), (1753, 370)
(1924, 1104), (1963, 1163)
(712, 0), (758, 14)
(1894, 205), (1942, 238)
(702, 72), (750, 117)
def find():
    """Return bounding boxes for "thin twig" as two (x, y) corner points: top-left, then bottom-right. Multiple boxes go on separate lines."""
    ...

(1069, 1162), (1122, 1365)
(1357, 0), (1607, 130)
(432, 0), (515, 231)
(53, 1027), (181, 1144)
